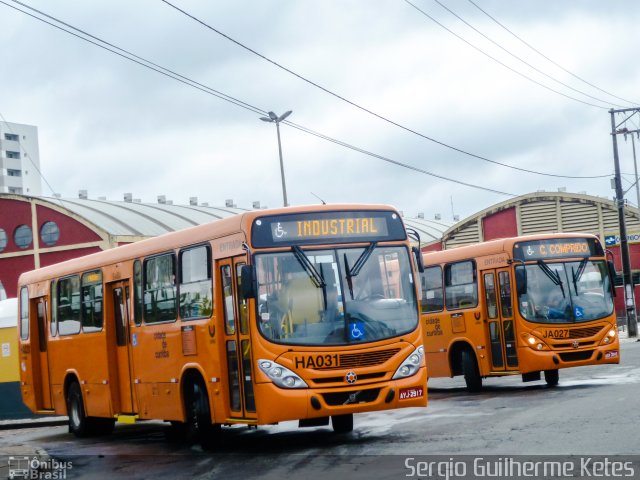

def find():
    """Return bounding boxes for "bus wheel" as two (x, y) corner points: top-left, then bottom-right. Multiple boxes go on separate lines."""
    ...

(67, 382), (115, 437)
(182, 377), (214, 444)
(544, 369), (559, 387)
(331, 414), (353, 434)
(67, 382), (90, 437)
(461, 350), (482, 393)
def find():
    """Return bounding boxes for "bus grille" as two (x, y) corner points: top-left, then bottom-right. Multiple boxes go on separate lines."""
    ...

(336, 348), (401, 369)
(556, 341), (595, 349)
(559, 350), (594, 362)
(569, 326), (604, 339)
(321, 388), (381, 406)
(312, 372), (386, 385)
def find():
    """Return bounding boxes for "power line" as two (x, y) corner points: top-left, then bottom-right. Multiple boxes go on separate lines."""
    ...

(0, 0), (514, 197)
(404, 0), (609, 111)
(159, 0), (612, 180)
(466, 0), (640, 107)
(284, 121), (516, 196)
(430, 0), (626, 109)
(5, 0), (264, 117)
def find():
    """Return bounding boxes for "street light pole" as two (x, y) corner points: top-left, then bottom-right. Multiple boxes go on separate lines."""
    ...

(260, 110), (292, 207)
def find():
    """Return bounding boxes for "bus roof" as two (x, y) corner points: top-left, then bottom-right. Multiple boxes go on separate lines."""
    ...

(19, 203), (400, 285)
(423, 232), (601, 265)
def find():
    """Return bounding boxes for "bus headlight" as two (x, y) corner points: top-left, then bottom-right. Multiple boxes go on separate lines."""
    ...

(392, 345), (424, 380)
(600, 328), (617, 345)
(258, 359), (308, 389)
(522, 333), (549, 351)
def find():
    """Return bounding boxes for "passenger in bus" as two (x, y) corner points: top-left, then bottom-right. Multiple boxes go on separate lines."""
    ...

(529, 288), (570, 321)
(543, 289), (570, 321)
(265, 259), (324, 338)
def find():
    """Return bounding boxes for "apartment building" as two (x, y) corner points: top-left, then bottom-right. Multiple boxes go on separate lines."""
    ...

(0, 121), (41, 196)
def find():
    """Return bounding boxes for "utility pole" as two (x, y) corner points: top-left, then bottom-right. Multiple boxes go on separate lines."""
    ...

(632, 134), (640, 210)
(610, 107), (639, 338)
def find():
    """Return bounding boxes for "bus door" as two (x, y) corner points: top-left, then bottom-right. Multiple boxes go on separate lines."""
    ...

(219, 256), (256, 420)
(483, 269), (519, 371)
(107, 281), (136, 414)
(32, 297), (53, 410)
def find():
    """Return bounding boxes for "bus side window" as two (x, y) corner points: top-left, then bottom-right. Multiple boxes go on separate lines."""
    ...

(58, 276), (81, 335)
(484, 273), (498, 319)
(81, 270), (103, 333)
(144, 253), (177, 323)
(420, 266), (443, 313)
(179, 245), (213, 320)
(499, 271), (513, 317)
(20, 286), (29, 340)
(445, 261), (478, 310)
(236, 263), (248, 334)
(221, 265), (235, 335)
(50, 280), (58, 336)
(134, 260), (143, 326)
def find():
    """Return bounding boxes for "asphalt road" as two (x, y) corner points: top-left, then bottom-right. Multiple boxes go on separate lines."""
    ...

(1, 339), (638, 479)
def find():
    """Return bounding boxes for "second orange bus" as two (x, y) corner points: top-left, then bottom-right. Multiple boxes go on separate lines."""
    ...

(420, 233), (619, 391)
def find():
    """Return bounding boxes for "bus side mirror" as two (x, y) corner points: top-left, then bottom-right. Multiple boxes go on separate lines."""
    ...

(607, 260), (617, 297)
(412, 246), (425, 273)
(240, 265), (256, 299)
(515, 268), (527, 295)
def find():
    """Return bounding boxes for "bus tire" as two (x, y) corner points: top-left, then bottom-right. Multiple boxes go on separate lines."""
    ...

(331, 414), (353, 434)
(181, 376), (215, 445)
(461, 349), (482, 392)
(67, 382), (90, 437)
(67, 382), (115, 437)
(544, 369), (559, 387)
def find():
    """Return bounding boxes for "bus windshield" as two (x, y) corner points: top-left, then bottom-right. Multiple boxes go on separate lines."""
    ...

(255, 245), (418, 345)
(516, 260), (614, 324)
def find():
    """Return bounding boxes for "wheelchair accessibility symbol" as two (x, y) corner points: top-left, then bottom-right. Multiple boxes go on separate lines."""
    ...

(274, 222), (287, 239)
(349, 321), (365, 340)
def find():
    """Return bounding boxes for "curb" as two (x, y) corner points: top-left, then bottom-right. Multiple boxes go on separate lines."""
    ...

(0, 418), (67, 431)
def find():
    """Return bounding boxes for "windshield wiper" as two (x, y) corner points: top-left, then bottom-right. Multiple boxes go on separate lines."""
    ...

(571, 258), (589, 296)
(344, 242), (377, 301)
(291, 246), (327, 309)
(349, 242), (378, 277)
(537, 260), (565, 298)
(344, 254), (354, 300)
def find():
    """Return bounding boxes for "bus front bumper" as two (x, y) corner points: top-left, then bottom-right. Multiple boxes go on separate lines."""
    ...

(517, 342), (620, 373)
(253, 367), (427, 425)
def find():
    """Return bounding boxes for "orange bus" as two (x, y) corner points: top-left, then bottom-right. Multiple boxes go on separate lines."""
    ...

(420, 233), (620, 391)
(17, 204), (427, 441)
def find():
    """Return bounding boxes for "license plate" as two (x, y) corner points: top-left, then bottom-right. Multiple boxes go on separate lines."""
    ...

(399, 386), (424, 400)
(605, 350), (619, 359)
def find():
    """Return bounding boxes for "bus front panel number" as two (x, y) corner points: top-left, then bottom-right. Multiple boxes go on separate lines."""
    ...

(542, 329), (570, 339)
(294, 354), (340, 369)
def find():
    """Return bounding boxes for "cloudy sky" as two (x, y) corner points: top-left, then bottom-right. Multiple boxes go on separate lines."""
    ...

(2, 0), (640, 222)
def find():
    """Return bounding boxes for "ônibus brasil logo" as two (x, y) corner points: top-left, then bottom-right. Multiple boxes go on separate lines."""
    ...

(8, 456), (73, 479)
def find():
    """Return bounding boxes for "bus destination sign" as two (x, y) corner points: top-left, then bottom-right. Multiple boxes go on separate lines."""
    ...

(251, 210), (406, 247)
(514, 238), (601, 261)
